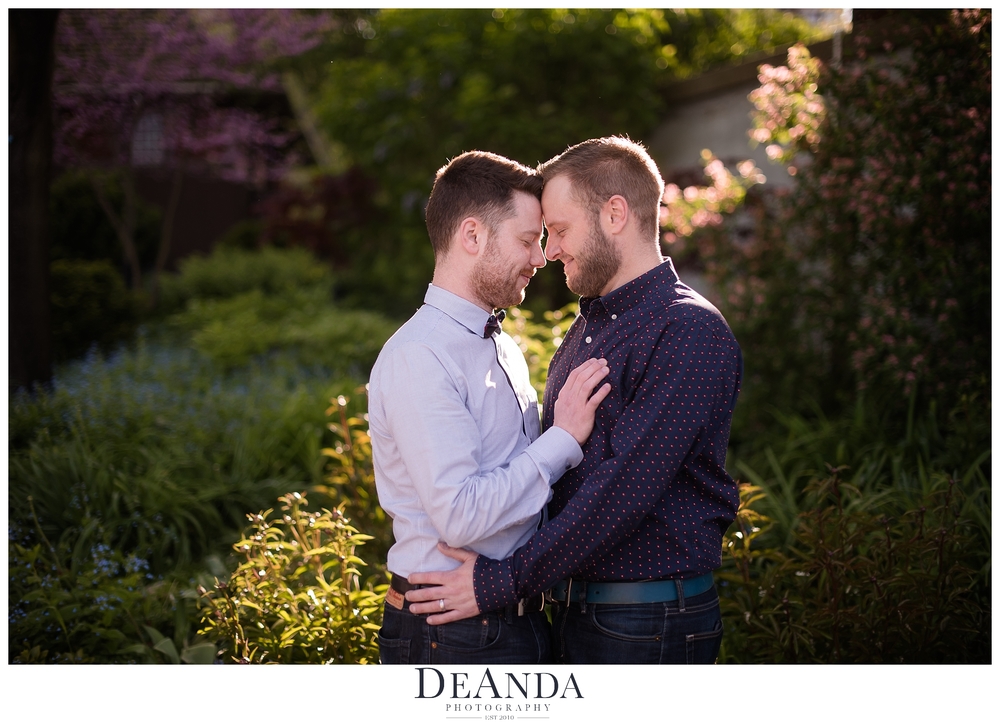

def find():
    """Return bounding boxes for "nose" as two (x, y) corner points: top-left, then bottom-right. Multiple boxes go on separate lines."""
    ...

(544, 234), (560, 263)
(530, 240), (546, 269)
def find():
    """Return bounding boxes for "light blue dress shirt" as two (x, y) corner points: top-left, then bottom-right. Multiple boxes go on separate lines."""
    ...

(369, 284), (583, 578)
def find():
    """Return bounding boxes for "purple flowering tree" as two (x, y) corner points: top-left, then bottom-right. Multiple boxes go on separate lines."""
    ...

(53, 8), (334, 301)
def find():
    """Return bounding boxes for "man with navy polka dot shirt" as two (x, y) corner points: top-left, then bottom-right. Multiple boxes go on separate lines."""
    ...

(407, 137), (743, 664)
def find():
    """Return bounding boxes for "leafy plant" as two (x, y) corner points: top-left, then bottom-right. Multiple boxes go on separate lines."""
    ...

(316, 392), (392, 569)
(311, 8), (823, 316)
(718, 472), (990, 663)
(692, 13), (990, 431)
(156, 245), (333, 313)
(8, 337), (365, 575)
(171, 286), (397, 372)
(197, 491), (385, 664)
(717, 389), (991, 664)
(9, 500), (214, 664)
(49, 258), (143, 363)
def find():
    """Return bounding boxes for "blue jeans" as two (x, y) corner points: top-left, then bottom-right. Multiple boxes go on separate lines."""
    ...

(378, 603), (552, 664)
(551, 586), (722, 664)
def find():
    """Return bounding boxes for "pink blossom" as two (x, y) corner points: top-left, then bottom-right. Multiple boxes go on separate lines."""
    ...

(662, 184), (681, 204)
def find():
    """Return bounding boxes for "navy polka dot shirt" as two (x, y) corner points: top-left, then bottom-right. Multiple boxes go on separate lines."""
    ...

(473, 258), (743, 611)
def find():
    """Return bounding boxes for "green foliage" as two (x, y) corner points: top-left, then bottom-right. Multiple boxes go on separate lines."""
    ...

(10, 242), (390, 663)
(157, 245), (332, 313)
(172, 286), (396, 372)
(48, 169), (161, 266)
(49, 258), (142, 363)
(720, 474), (989, 663)
(197, 492), (384, 664)
(688, 13), (991, 432)
(8, 339), (362, 575)
(718, 388), (990, 663)
(9, 511), (213, 664)
(156, 244), (399, 371)
(653, 8), (826, 78)
(318, 393), (393, 568)
(311, 8), (822, 316)
(504, 304), (578, 404)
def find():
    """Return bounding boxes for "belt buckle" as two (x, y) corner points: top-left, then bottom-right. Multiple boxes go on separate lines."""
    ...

(517, 595), (545, 616)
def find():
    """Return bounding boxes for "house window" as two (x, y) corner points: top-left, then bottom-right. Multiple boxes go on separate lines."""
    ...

(131, 113), (164, 166)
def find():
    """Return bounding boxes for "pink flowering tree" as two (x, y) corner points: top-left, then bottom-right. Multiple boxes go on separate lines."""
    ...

(53, 9), (334, 301)
(668, 10), (990, 429)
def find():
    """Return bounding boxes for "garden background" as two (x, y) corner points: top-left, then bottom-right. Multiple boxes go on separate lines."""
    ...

(8, 8), (990, 667)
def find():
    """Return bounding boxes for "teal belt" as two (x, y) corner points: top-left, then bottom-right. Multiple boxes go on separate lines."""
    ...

(547, 572), (715, 605)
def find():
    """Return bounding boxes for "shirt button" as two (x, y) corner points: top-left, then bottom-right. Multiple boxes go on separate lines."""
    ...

(611, 314), (617, 320)
(585, 336), (592, 344)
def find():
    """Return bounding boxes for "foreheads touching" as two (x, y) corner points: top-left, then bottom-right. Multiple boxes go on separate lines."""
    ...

(537, 136), (665, 242)
(425, 151), (543, 259)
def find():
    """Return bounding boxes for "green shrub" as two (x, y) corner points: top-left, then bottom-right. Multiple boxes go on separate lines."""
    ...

(318, 393), (393, 570)
(8, 503), (214, 664)
(717, 392), (991, 664)
(157, 245), (333, 313)
(8, 340), (363, 575)
(48, 169), (161, 268)
(171, 286), (398, 372)
(197, 492), (385, 664)
(49, 258), (142, 363)
(686, 14), (991, 432)
(719, 473), (990, 663)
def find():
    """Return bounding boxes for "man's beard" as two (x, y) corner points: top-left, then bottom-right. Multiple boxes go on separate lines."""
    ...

(471, 240), (529, 311)
(566, 222), (621, 298)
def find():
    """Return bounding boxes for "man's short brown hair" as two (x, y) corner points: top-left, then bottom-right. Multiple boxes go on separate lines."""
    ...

(425, 151), (543, 259)
(538, 136), (665, 242)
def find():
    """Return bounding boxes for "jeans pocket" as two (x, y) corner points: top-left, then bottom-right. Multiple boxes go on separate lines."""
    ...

(684, 618), (723, 664)
(377, 632), (410, 664)
(432, 614), (502, 656)
(589, 604), (664, 642)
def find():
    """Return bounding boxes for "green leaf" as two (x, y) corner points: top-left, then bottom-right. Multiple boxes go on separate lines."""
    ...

(153, 637), (181, 665)
(180, 642), (217, 665)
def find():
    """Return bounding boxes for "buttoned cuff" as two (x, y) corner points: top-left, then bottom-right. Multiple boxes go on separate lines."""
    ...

(473, 554), (518, 612)
(525, 426), (584, 483)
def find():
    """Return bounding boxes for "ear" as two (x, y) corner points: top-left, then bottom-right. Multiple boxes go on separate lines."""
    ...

(457, 216), (486, 257)
(602, 195), (629, 236)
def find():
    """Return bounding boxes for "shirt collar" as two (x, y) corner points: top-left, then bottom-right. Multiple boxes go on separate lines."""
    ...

(579, 257), (680, 319)
(423, 284), (494, 337)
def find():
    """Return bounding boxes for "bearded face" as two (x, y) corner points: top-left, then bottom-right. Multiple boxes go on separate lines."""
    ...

(469, 192), (545, 311)
(563, 219), (622, 298)
(471, 233), (535, 310)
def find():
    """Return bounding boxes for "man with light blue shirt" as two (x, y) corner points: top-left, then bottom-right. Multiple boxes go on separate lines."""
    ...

(368, 151), (610, 664)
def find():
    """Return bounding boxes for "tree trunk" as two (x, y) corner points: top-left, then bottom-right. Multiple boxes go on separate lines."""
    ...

(150, 168), (184, 307)
(9, 9), (59, 392)
(90, 170), (142, 292)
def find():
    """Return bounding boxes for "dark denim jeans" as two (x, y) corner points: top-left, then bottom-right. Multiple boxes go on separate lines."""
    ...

(551, 586), (722, 664)
(378, 603), (553, 664)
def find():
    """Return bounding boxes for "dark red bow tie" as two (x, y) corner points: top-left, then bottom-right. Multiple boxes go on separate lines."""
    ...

(483, 309), (506, 338)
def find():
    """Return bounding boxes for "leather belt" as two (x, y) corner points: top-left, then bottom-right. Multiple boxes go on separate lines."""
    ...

(547, 572), (715, 605)
(390, 574), (543, 618)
